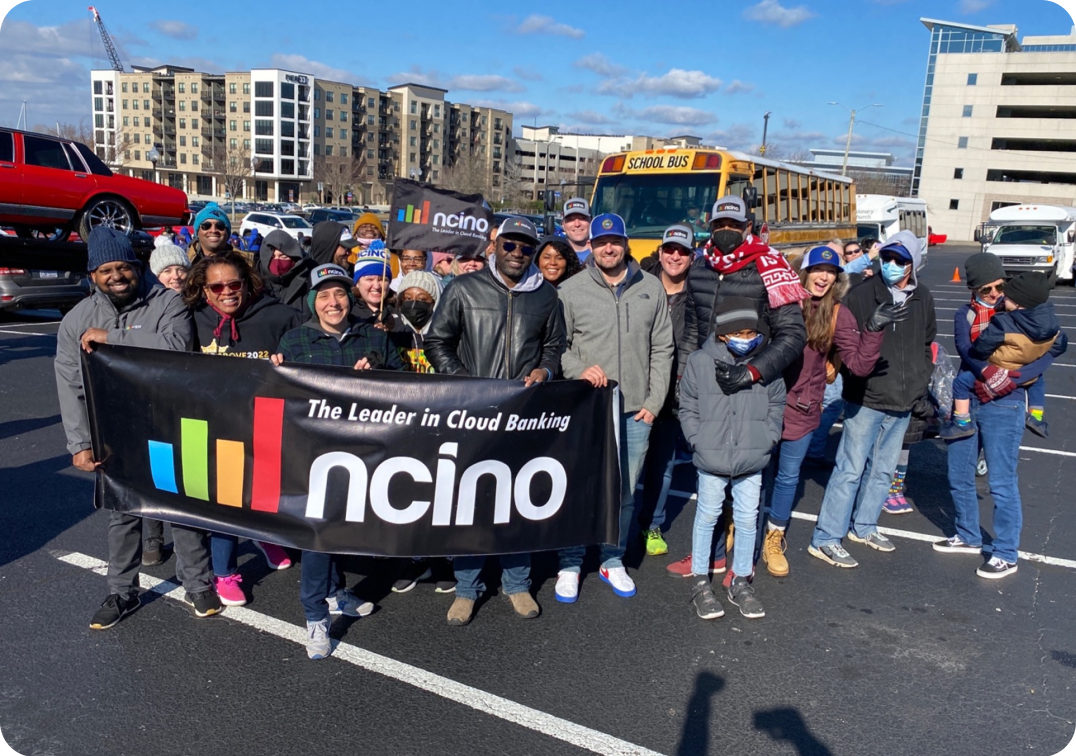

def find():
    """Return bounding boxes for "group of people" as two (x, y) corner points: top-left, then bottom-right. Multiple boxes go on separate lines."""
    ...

(54, 194), (1065, 659)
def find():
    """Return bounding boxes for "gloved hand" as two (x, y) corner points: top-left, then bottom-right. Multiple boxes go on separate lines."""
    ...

(975, 366), (1020, 402)
(714, 362), (755, 395)
(865, 302), (909, 332)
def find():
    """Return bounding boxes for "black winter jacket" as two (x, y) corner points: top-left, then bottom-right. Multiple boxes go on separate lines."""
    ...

(425, 266), (565, 380)
(192, 294), (303, 360)
(840, 275), (937, 413)
(683, 256), (807, 385)
(256, 246), (315, 312)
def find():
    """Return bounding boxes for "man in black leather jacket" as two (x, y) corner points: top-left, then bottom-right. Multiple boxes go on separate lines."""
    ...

(425, 216), (566, 626)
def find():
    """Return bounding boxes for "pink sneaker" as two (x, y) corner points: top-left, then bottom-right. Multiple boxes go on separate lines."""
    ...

(214, 574), (247, 606)
(255, 541), (293, 570)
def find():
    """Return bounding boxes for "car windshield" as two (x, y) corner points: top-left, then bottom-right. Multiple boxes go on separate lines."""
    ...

(591, 173), (720, 240)
(992, 225), (1057, 245)
(280, 216), (312, 229)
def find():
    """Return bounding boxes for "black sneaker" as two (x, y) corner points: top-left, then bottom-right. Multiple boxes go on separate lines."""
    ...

(933, 535), (982, 555)
(392, 560), (432, 593)
(141, 544), (169, 567)
(977, 556), (1018, 580)
(727, 576), (766, 619)
(691, 578), (724, 620)
(1026, 414), (1049, 438)
(89, 593), (140, 630)
(183, 589), (223, 618)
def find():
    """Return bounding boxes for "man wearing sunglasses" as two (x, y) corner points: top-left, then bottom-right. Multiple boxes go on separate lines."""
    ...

(188, 202), (253, 266)
(810, 230), (933, 569)
(425, 216), (566, 626)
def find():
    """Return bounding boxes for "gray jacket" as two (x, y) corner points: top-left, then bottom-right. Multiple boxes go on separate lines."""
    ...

(55, 283), (193, 455)
(679, 336), (786, 478)
(558, 260), (674, 416)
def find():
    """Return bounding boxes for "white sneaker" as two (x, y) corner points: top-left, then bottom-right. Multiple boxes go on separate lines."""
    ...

(327, 590), (374, 617)
(555, 571), (579, 604)
(305, 619), (331, 660)
(599, 566), (637, 598)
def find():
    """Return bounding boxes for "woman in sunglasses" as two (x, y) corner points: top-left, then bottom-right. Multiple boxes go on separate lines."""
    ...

(182, 251), (303, 606)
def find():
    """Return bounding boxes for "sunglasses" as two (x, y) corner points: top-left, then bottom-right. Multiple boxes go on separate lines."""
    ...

(880, 253), (911, 266)
(502, 241), (536, 256)
(845, 247), (862, 255)
(661, 246), (692, 257)
(977, 282), (1005, 296)
(206, 280), (243, 295)
(200, 221), (228, 231)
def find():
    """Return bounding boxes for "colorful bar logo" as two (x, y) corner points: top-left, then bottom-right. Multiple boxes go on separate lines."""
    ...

(148, 397), (284, 511)
(396, 200), (431, 225)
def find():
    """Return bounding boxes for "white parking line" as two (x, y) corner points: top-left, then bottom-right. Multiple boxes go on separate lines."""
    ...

(1046, 394), (1076, 400)
(662, 492), (1076, 570)
(52, 551), (666, 756)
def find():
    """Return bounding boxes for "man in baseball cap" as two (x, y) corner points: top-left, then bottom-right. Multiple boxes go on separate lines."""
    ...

(497, 215), (540, 246)
(563, 197), (592, 262)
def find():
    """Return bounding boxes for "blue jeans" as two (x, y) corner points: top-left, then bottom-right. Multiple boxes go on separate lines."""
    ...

(811, 403), (911, 548)
(560, 413), (652, 572)
(300, 551), (345, 622)
(637, 413), (682, 532)
(946, 395), (1025, 562)
(952, 370), (976, 402)
(768, 433), (814, 527)
(453, 553), (531, 600)
(807, 375), (844, 459)
(1027, 376), (1045, 410)
(693, 471), (763, 578)
(211, 532), (239, 577)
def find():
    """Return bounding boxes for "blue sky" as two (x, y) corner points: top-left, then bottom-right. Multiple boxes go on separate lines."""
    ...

(1, 0), (1073, 165)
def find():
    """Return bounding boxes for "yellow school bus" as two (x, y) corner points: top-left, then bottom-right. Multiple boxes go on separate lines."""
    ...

(590, 149), (858, 257)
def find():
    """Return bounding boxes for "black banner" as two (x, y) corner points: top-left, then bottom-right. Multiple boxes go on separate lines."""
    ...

(82, 346), (621, 557)
(386, 179), (494, 257)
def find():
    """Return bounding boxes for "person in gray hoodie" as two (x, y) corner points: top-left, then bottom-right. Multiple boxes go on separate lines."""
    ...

(555, 213), (674, 603)
(54, 227), (220, 630)
(679, 297), (786, 621)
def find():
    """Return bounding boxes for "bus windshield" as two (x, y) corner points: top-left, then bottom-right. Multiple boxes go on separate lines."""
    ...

(591, 173), (722, 240)
(992, 225), (1057, 245)
(857, 223), (882, 239)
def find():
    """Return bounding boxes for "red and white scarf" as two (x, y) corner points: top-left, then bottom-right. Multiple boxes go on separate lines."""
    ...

(705, 236), (809, 309)
(968, 296), (995, 342)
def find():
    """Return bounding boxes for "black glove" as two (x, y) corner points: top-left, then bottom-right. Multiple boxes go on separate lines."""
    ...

(714, 361), (755, 395)
(865, 302), (909, 332)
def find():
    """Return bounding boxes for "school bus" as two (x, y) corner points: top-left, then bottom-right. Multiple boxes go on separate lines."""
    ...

(590, 149), (858, 257)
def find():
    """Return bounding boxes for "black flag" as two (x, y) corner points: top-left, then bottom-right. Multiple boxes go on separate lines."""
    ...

(386, 179), (494, 256)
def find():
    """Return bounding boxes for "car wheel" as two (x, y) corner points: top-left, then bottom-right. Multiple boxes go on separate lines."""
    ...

(78, 198), (135, 241)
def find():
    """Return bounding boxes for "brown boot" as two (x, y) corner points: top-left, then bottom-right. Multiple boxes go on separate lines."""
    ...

(507, 591), (540, 619)
(447, 597), (475, 626)
(762, 528), (790, 577)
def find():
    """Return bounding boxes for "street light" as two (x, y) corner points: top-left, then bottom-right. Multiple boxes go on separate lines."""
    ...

(147, 147), (160, 184)
(828, 102), (883, 176)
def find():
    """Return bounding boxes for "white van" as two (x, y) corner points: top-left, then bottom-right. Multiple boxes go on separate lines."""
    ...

(980, 204), (1076, 284)
(856, 195), (929, 258)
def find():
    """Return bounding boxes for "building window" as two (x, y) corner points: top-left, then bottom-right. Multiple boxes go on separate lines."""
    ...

(94, 81), (103, 95)
(314, 89), (321, 101)
(191, 101), (198, 112)
(409, 136), (416, 147)
(192, 154), (199, 165)
(179, 118), (186, 129)
(230, 138), (237, 149)
(339, 130), (348, 140)
(340, 111), (347, 122)
(367, 132), (374, 142)
(325, 145), (333, 156)
(281, 121), (294, 137)
(255, 139), (273, 155)
(368, 97), (375, 108)
(954, 168), (964, 179)
(314, 108), (320, 119)
(326, 127), (334, 138)
(434, 105), (440, 118)
(367, 115), (375, 126)
(410, 120), (417, 130)
(179, 136), (186, 146)
(243, 139), (250, 149)
(410, 102), (416, 114)
(123, 116), (129, 127)
(367, 149), (374, 159)
(243, 121), (251, 132)
(433, 139), (439, 149)
(121, 82), (128, 93)
(325, 91), (333, 103)
(229, 83), (237, 94)
(962, 105), (974, 117)
(340, 147), (347, 158)
(243, 83), (250, 95)
(243, 102), (250, 113)
(124, 150), (130, 160)
(967, 73), (978, 86)
(314, 125), (320, 137)
(255, 101), (273, 117)
(958, 137), (969, 149)
(192, 136), (200, 147)
(433, 155), (439, 164)
(229, 102), (237, 113)
(434, 123), (440, 133)
(180, 153), (186, 164)
(178, 101), (184, 112)
(327, 109), (334, 121)
(281, 102), (294, 119)
(178, 83), (185, 93)
(255, 120), (273, 135)
(410, 152), (416, 162)
(281, 82), (294, 100)
(134, 133), (141, 144)
(190, 83), (198, 94)
(341, 93), (348, 105)
(949, 199), (960, 210)
(254, 81), (273, 98)
(314, 144), (320, 155)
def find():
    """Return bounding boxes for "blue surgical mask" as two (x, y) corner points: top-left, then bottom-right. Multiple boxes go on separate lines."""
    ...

(975, 296), (996, 308)
(726, 334), (763, 357)
(881, 260), (908, 285)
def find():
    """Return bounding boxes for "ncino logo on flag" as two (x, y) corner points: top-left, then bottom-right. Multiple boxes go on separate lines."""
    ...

(397, 201), (490, 234)
(146, 397), (567, 525)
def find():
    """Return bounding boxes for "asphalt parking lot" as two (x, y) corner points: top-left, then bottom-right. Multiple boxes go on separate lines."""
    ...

(1, 242), (1075, 756)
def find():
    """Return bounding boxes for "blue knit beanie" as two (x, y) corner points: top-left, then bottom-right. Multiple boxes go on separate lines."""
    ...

(352, 240), (393, 283)
(193, 202), (231, 234)
(87, 226), (138, 272)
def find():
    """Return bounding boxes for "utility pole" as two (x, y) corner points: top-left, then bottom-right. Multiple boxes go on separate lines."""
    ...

(830, 102), (883, 176)
(760, 112), (771, 157)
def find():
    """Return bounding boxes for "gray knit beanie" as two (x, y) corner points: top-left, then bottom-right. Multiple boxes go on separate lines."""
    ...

(149, 242), (191, 277)
(396, 270), (442, 302)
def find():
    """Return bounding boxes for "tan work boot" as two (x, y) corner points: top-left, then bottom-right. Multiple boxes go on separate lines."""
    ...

(762, 528), (790, 577)
(507, 591), (540, 619)
(447, 597), (475, 626)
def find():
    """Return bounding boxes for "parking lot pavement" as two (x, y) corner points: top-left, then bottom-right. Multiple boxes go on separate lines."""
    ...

(2, 244), (1075, 756)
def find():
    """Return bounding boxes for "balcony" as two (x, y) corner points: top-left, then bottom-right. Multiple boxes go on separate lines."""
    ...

(202, 127), (226, 139)
(161, 87), (175, 100)
(201, 92), (212, 103)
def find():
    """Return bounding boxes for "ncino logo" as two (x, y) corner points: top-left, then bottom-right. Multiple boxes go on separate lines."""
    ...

(432, 210), (489, 234)
(306, 442), (566, 525)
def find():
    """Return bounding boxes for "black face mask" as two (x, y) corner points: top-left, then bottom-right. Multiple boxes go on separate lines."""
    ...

(400, 300), (434, 329)
(711, 229), (744, 255)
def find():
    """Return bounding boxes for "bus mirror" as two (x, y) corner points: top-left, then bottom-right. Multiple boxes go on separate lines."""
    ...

(974, 229), (981, 242)
(1068, 229), (1075, 244)
(742, 186), (759, 208)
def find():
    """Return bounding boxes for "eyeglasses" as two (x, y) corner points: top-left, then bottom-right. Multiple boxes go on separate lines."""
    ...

(200, 221), (228, 231)
(661, 246), (692, 257)
(977, 282), (1005, 296)
(401, 255), (426, 264)
(206, 280), (243, 295)
(502, 241), (536, 256)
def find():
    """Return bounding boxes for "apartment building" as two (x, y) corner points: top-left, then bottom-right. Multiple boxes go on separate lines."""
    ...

(915, 18), (1076, 240)
(89, 68), (512, 204)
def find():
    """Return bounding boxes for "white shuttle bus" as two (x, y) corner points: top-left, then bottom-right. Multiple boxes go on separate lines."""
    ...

(981, 204), (1076, 284)
(855, 194), (929, 259)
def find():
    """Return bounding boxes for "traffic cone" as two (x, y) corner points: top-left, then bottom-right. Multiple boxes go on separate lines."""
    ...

(951, 267), (961, 283)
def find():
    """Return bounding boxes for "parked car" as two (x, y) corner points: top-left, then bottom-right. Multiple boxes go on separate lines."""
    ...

(0, 265), (90, 314)
(307, 208), (356, 225)
(0, 127), (190, 242)
(239, 212), (312, 241)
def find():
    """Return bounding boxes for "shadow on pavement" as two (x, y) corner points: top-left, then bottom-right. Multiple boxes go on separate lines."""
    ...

(0, 413), (61, 440)
(754, 707), (835, 756)
(676, 671), (725, 755)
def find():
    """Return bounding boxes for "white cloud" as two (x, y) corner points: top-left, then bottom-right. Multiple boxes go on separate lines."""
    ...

(725, 80), (755, 95)
(516, 15), (585, 39)
(742, 0), (817, 28)
(566, 110), (614, 125)
(958, 0), (994, 13)
(450, 75), (525, 93)
(148, 20), (197, 40)
(386, 66), (441, 87)
(270, 53), (365, 84)
(513, 66), (543, 82)
(472, 99), (552, 119)
(707, 124), (757, 150)
(599, 69), (722, 99)
(622, 104), (717, 126)
(573, 53), (627, 78)
(783, 118), (802, 129)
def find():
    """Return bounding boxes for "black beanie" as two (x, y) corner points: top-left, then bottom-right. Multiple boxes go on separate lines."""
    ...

(713, 296), (760, 335)
(1005, 271), (1051, 309)
(964, 253), (1006, 289)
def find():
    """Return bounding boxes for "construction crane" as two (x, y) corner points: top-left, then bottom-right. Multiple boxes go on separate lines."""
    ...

(88, 6), (124, 72)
